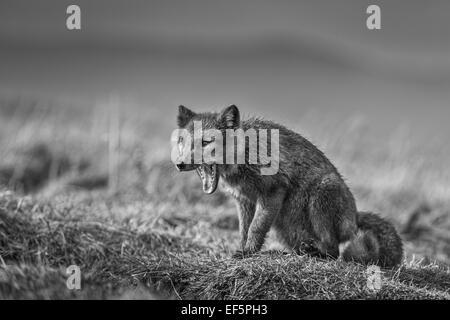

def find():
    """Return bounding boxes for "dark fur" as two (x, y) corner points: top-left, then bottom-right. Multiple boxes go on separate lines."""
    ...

(176, 105), (403, 266)
(342, 212), (403, 268)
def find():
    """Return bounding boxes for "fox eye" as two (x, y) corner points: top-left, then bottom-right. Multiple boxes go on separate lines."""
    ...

(202, 140), (212, 147)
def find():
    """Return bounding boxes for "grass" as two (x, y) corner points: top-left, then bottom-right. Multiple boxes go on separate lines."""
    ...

(0, 97), (449, 299)
(0, 190), (449, 299)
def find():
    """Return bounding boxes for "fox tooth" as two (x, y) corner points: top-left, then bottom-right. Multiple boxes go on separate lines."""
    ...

(196, 164), (218, 194)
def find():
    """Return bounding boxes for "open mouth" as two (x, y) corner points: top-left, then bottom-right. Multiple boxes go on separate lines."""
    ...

(196, 164), (218, 194)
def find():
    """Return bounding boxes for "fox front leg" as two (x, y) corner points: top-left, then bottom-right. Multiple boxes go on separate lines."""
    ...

(232, 199), (256, 258)
(233, 189), (285, 259)
(237, 199), (256, 249)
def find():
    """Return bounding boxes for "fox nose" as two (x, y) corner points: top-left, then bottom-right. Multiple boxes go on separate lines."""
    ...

(176, 163), (186, 171)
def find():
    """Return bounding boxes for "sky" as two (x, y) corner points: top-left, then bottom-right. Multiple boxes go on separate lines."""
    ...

(0, 0), (449, 138)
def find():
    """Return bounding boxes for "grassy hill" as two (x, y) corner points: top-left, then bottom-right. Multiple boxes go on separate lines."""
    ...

(0, 190), (449, 299)
(0, 98), (449, 299)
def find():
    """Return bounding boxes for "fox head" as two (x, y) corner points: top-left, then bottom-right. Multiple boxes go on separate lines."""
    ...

(173, 104), (240, 194)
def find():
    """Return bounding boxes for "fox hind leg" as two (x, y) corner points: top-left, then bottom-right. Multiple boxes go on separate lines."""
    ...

(309, 177), (357, 259)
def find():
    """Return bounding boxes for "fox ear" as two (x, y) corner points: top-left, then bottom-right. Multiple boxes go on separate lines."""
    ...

(219, 105), (240, 128)
(177, 105), (195, 127)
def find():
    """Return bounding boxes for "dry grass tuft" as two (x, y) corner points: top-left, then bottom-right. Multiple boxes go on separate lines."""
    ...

(0, 191), (449, 299)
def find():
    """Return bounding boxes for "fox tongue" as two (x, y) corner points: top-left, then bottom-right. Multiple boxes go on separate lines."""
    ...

(197, 164), (218, 194)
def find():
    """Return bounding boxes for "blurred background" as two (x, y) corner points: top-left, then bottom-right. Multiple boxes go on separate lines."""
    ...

(1, 0), (449, 136)
(0, 0), (449, 265)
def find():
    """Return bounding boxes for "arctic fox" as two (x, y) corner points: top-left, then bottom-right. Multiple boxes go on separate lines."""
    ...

(174, 105), (403, 268)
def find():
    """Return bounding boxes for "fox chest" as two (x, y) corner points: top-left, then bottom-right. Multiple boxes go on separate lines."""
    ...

(221, 180), (257, 203)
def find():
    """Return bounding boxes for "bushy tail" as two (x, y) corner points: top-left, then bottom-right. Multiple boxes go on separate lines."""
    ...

(342, 212), (403, 268)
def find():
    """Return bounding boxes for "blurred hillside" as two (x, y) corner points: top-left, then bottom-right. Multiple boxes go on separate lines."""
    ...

(0, 0), (449, 139)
